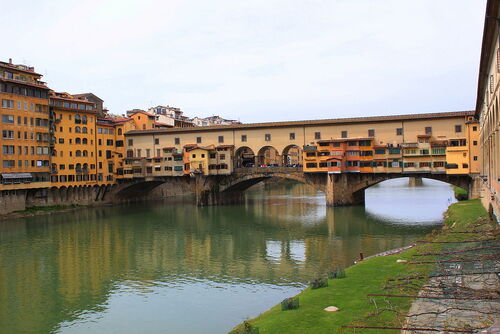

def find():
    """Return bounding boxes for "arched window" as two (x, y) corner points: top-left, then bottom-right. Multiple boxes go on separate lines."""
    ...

(82, 138), (88, 145)
(76, 163), (81, 171)
(82, 115), (87, 124)
(118, 128), (122, 135)
(82, 127), (88, 134)
(75, 126), (81, 133)
(75, 114), (81, 124)
(76, 150), (81, 157)
(75, 138), (81, 145)
(82, 150), (88, 157)
(83, 163), (88, 170)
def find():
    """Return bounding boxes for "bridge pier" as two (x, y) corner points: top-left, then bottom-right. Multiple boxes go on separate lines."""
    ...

(326, 174), (366, 206)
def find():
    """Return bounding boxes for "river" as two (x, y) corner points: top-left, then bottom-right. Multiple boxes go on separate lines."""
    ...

(0, 178), (456, 334)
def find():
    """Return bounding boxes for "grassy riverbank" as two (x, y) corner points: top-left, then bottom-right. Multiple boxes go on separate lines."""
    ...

(231, 200), (489, 334)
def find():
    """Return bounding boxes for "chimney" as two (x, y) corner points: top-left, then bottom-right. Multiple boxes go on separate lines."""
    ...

(8, 58), (12, 64)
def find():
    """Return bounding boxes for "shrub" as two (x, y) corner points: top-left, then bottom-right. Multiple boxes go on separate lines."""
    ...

(229, 321), (259, 334)
(328, 268), (346, 279)
(281, 297), (300, 311)
(310, 277), (329, 289)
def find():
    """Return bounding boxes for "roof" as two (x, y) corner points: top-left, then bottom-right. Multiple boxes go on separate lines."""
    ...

(73, 93), (104, 102)
(125, 111), (474, 136)
(129, 110), (156, 118)
(475, 0), (500, 114)
(0, 60), (41, 76)
(0, 77), (49, 90)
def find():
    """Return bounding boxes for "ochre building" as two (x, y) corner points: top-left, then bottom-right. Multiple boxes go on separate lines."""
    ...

(476, 0), (500, 221)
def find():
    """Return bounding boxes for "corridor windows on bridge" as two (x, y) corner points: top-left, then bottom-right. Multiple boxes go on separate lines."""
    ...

(196, 137), (202, 144)
(155, 138), (160, 145)
(425, 126), (432, 135)
(218, 136), (224, 143)
(128, 139), (133, 146)
(368, 129), (375, 137)
(314, 132), (321, 140)
(455, 125), (462, 133)
(341, 130), (348, 138)
(241, 135), (247, 142)
(289, 132), (295, 140)
(174, 137), (180, 145)
(265, 134), (271, 141)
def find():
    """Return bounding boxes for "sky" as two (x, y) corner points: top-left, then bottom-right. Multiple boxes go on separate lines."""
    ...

(1, 0), (487, 123)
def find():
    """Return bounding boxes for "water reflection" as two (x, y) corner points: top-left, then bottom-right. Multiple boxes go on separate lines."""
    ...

(0, 178), (451, 334)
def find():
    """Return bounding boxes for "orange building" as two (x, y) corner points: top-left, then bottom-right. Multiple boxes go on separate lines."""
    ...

(0, 59), (51, 190)
(49, 92), (100, 186)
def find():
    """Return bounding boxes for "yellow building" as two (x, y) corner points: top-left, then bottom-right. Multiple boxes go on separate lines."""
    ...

(0, 59), (51, 190)
(49, 92), (100, 186)
(475, 0), (500, 220)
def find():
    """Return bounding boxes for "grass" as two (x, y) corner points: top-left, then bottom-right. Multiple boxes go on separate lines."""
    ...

(231, 200), (489, 334)
(453, 186), (468, 201)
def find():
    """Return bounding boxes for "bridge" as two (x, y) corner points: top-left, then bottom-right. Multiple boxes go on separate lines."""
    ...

(116, 111), (481, 206)
(112, 166), (478, 207)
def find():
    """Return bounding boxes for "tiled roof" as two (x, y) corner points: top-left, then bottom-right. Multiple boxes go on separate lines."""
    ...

(125, 111), (474, 136)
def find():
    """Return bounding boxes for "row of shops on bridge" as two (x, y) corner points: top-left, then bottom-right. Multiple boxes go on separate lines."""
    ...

(122, 124), (479, 178)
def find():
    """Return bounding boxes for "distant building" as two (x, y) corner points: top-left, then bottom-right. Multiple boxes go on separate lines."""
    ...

(190, 115), (241, 127)
(147, 105), (194, 128)
(73, 93), (105, 117)
(204, 115), (241, 126)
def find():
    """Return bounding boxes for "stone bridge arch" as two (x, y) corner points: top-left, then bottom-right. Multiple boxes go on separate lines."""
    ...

(326, 173), (475, 206)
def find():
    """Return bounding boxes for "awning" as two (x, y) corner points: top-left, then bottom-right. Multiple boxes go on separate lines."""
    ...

(1, 173), (32, 179)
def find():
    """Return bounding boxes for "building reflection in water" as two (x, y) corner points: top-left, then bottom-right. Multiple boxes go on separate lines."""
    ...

(0, 178), (451, 334)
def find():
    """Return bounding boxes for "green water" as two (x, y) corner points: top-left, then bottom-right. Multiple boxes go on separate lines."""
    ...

(0, 178), (455, 334)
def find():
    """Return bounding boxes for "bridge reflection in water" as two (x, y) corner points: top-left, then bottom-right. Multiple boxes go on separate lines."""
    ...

(0, 179), (452, 334)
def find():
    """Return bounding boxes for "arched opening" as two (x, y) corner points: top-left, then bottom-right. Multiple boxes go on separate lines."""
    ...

(82, 127), (88, 134)
(75, 150), (81, 157)
(282, 145), (303, 166)
(75, 137), (81, 145)
(82, 138), (88, 145)
(234, 146), (256, 168)
(75, 126), (81, 133)
(257, 146), (280, 166)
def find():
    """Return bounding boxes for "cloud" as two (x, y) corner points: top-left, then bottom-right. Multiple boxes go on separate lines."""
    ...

(1, 0), (486, 122)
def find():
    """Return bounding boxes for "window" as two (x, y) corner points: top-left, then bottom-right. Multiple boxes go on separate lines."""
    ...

(2, 130), (14, 139)
(368, 129), (375, 137)
(265, 134), (271, 141)
(374, 148), (385, 155)
(433, 161), (445, 168)
(196, 137), (201, 144)
(241, 135), (247, 142)
(473, 141), (478, 146)
(2, 99), (14, 109)
(82, 127), (88, 134)
(472, 126), (477, 131)
(3, 160), (15, 168)
(473, 156), (478, 161)
(2, 115), (14, 124)
(455, 125), (462, 133)
(106, 139), (113, 146)
(431, 148), (445, 155)
(425, 127), (432, 135)
(314, 132), (321, 140)
(174, 138), (180, 145)
(118, 128), (122, 135)
(3, 145), (15, 155)
(192, 154), (196, 158)
(462, 163), (469, 169)
(220, 154), (226, 160)
(155, 138), (160, 145)
(218, 136), (224, 143)
(420, 162), (431, 168)
(128, 139), (133, 146)
(306, 163), (317, 168)
(341, 131), (348, 138)
(75, 126), (81, 133)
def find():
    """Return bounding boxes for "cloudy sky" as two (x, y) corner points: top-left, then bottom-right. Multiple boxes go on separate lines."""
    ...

(1, 0), (487, 122)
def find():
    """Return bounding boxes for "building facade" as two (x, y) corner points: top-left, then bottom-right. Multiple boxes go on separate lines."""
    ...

(475, 0), (500, 221)
(0, 59), (51, 191)
(124, 111), (480, 178)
